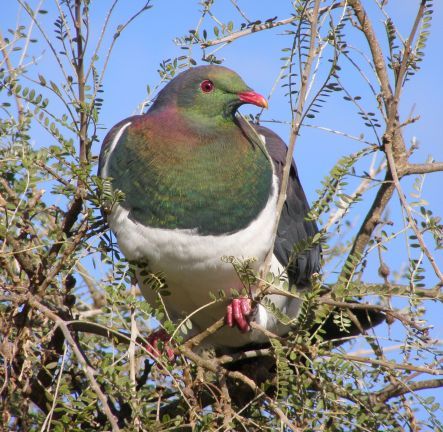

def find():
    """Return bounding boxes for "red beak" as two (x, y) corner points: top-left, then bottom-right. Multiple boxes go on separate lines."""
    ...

(238, 91), (268, 109)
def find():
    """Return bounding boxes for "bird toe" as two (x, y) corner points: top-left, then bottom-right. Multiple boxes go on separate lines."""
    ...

(225, 298), (252, 333)
(146, 329), (175, 362)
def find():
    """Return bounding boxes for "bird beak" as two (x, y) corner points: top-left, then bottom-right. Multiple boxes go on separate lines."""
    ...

(238, 91), (268, 109)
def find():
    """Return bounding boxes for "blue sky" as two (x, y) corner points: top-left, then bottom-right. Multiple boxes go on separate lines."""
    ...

(89, 0), (443, 298)
(1, 0), (442, 425)
(2, 1), (441, 201)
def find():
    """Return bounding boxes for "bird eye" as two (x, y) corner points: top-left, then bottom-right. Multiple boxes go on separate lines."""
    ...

(200, 80), (214, 93)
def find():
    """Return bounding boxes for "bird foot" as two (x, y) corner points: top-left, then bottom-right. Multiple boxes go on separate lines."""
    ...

(225, 297), (252, 333)
(146, 329), (175, 362)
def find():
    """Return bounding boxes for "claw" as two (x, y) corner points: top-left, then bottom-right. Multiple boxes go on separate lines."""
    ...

(146, 329), (175, 361)
(225, 298), (252, 333)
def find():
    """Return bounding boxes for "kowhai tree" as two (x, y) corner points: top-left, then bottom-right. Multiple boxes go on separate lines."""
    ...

(0, 1), (442, 430)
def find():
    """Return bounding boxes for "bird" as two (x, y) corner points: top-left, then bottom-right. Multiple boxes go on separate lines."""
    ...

(98, 65), (380, 356)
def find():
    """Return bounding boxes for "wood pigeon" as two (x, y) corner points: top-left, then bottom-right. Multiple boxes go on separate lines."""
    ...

(98, 65), (379, 354)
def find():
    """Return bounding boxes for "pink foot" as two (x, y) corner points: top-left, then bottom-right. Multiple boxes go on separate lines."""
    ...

(225, 298), (252, 333)
(146, 329), (175, 361)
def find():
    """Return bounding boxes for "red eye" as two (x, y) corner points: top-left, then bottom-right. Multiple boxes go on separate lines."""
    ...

(200, 80), (214, 93)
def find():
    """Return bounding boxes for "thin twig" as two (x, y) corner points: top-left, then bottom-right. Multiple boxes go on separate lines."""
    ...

(75, 262), (106, 308)
(92, 1), (152, 107)
(179, 345), (302, 432)
(333, 353), (443, 375)
(40, 344), (68, 432)
(74, 0), (88, 164)
(325, 156), (387, 231)
(0, 30), (25, 123)
(347, 0), (393, 109)
(200, 3), (345, 48)
(185, 317), (225, 349)
(85, 0), (119, 81)
(28, 296), (121, 431)
(385, 143), (443, 282)
(17, 0), (73, 96)
(261, 0), (321, 279)
(375, 378), (443, 403)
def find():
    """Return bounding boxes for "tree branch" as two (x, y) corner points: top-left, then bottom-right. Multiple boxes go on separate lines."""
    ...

(27, 295), (121, 432)
(347, 0), (393, 109)
(338, 0), (430, 284)
(178, 345), (302, 432)
(375, 378), (443, 403)
(406, 162), (443, 176)
(333, 353), (443, 376)
(200, 2), (345, 48)
(339, 176), (396, 281)
(74, 0), (88, 164)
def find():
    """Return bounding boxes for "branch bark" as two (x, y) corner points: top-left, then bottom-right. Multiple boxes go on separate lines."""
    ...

(406, 162), (443, 175)
(375, 378), (443, 403)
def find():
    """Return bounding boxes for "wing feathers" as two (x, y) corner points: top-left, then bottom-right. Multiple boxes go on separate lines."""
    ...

(253, 124), (321, 287)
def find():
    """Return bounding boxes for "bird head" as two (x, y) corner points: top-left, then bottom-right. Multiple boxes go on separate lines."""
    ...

(151, 65), (268, 124)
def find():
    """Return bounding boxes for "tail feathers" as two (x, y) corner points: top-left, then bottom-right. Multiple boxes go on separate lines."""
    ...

(221, 302), (385, 407)
(312, 306), (385, 345)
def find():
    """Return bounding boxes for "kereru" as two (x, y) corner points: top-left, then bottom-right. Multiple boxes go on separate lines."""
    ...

(98, 65), (379, 354)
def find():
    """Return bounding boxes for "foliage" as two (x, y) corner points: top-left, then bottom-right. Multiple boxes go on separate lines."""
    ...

(1, 1), (442, 431)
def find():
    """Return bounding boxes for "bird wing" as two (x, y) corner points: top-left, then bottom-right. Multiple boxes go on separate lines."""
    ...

(251, 125), (387, 342)
(98, 115), (141, 179)
(253, 124), (321, 287)
(98, 114), (169, 228)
